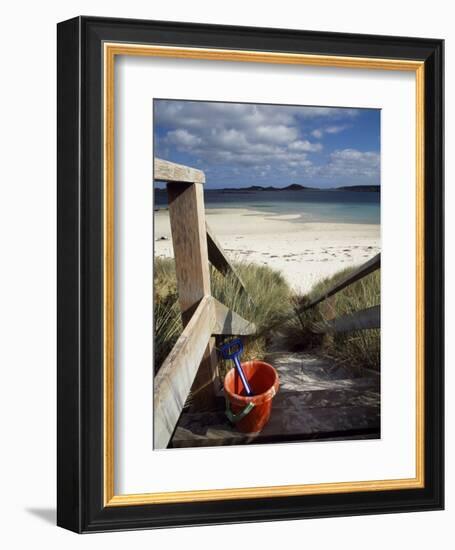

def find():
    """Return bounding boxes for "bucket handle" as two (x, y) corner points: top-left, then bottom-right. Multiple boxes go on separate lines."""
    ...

(225, 397), (255, 424)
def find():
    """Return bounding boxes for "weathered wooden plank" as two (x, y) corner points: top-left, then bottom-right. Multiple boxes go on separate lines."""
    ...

(212, 298), (256, 336)
(206, 222), (248, 295)
(155, 158), (205, 184)
(154, 296), (214, 449)
(300, 253), (381, 312)
(167, 180), (218, 409)
(312, 305), (380, 334)
(172, 405), (380, 448)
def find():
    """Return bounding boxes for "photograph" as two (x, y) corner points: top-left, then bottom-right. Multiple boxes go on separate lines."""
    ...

(153, 99), (381, 449)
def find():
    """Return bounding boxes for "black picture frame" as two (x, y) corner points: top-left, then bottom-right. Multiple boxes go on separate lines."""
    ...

(57, 16), (444, 533)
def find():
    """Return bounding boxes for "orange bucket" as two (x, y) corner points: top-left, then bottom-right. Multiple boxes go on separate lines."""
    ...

(224, 360), (279, 434)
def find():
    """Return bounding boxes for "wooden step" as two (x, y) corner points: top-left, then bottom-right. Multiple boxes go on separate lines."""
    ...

(171, 382), (379, 447)
(170, 352), (380, 449)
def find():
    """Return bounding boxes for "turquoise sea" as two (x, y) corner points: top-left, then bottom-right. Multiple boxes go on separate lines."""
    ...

(155, 188), (380, 225)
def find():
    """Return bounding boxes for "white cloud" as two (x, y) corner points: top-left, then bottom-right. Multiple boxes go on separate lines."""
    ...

(289, 140), (323, 152)
(331, 149), (379, 163)
(166, 129), (202, 148)
(326, 125), (348, 134)
(254, 125), (298, 144)
(311, 125), (349, 139)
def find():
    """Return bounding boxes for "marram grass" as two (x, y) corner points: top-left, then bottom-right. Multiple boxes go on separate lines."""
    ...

(283, 268), (380, 371)
(153, 257), (292, 374)
(154, 258), (380, 376)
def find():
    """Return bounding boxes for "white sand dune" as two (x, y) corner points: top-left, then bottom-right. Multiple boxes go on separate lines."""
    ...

(154, 207), (380, 295)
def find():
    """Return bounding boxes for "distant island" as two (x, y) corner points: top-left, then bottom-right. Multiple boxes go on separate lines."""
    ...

(214, 184), (380, 193)
(335, 185), (380, 192)
(154, 183), (380, 193)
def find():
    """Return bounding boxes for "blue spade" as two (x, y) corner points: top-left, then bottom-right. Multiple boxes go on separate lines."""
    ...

(220, 338), (253, 396)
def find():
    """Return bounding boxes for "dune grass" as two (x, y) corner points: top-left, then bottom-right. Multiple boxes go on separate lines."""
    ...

(282, 268), (380, 371)
(155, 256), (380, 376)
(154, 259), (182, 371)
(154, 257), (292, 375)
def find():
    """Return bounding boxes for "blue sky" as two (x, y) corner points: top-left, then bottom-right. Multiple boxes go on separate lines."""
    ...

(154, 99), (380, 189)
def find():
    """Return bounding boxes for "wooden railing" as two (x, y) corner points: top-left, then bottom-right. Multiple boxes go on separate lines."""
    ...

(312, 305), (380, 334)
(154, 159), (255, 449)
(300, 253), (381, 334)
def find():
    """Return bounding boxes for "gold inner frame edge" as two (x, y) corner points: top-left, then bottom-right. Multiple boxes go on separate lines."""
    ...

(103, 43), (425, 507)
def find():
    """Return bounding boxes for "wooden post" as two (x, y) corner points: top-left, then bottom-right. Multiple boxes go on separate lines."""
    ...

(167, 181), (219, 410)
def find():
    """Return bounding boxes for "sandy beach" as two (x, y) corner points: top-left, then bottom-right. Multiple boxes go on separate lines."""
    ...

(154, 208), (380, 295)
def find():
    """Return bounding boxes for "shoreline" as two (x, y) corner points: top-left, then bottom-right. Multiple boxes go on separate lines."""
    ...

(155, 207), (380, 295)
